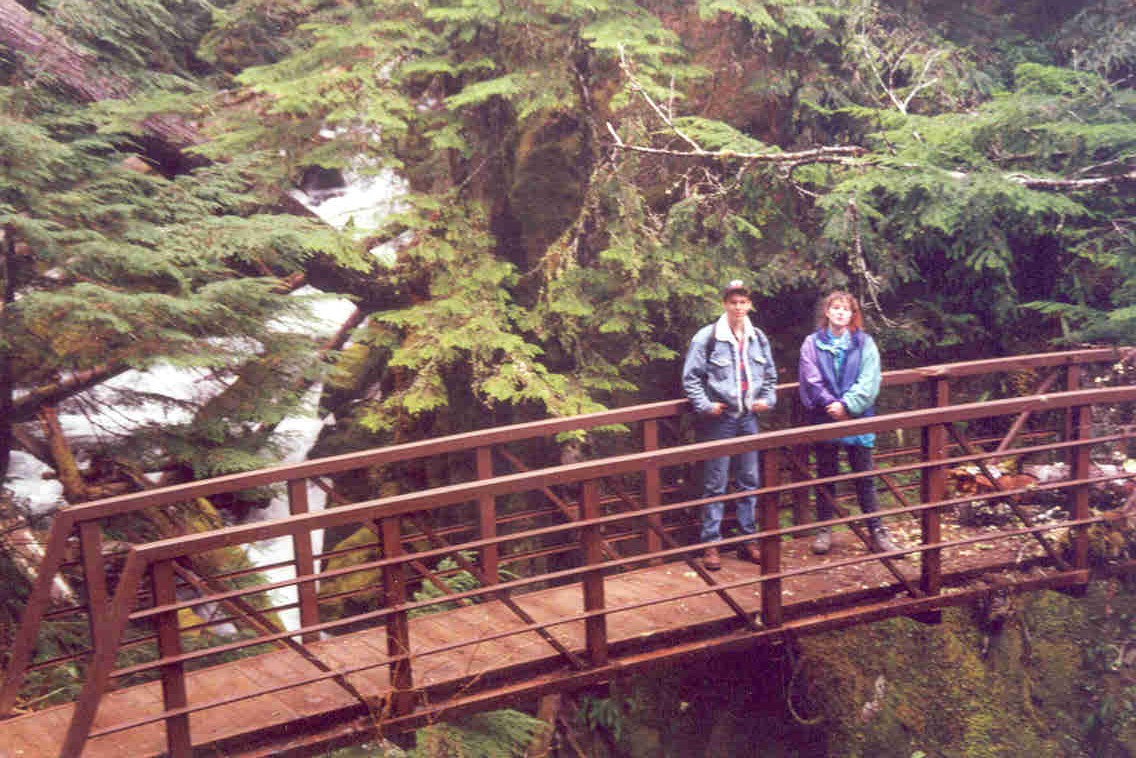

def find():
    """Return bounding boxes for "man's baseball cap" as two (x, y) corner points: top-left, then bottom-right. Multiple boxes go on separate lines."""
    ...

(721, 279), (750, 299)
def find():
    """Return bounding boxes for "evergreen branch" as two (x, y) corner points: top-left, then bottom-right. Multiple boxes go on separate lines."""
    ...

(0, 0), (198, 148)
(609, 49), (865, 166)
(900, 165), (1136, 191)
(10, 364), (129, 424)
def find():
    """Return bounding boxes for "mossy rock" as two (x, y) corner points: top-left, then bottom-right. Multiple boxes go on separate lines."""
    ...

(319, 525), (383, 619)
(583, 580), (1136, 756)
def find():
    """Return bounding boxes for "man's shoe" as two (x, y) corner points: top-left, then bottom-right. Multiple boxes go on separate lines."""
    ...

(702, 546), (721, 571)
(871, 527), (902, 556)
(811, 527), (832, 555)
(738, 541), (761, 565)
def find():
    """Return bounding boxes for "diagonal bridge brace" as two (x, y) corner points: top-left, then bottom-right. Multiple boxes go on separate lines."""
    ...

(496, 448), (625, 565)
(784, 455), (924, 598)
(602, 477), (762, 632)
(499, 448), (760, 632)
(943, 423), (1072, 572)
(169, 561), (374, 711)
(405, 513), (589, 670)
(310, 475), (585, 669)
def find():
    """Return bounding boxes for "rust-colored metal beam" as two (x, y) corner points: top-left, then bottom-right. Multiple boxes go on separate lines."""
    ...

(406, 512), (588, 670)
(497, 447), (624, 564)
(944, 423), (1072, 571)
(784, 454), (923, 598)
(993, 368), (1063, 454)
(580, 481), (608, 666)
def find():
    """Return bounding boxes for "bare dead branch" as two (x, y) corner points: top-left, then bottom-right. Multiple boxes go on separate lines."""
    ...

(1007, 170), (1136, 190)
(603, 136), (867, 164)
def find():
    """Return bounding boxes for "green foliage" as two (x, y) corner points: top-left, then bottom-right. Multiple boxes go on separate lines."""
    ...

(41, 0), (216, 77)
(698, 0), (836, 36)
(6, 0), (1135, 490)
(409, 708), (544, 757)
(578, 693), (626, 741)
(0, 89), (352, 475)
(356, 197), (606, 433)
(410, 551), (518, 617)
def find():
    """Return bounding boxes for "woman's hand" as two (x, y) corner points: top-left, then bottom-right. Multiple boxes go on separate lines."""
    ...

(825, 401), (847, 420)
(752, 401), (771, 414)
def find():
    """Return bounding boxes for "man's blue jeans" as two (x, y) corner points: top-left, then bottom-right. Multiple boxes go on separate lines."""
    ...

(699, 412), (760, 543)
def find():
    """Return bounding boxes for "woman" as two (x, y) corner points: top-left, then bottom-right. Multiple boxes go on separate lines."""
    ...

(798, 291), (899, 556)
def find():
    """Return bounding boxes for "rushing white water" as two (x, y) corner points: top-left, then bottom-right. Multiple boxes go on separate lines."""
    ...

(289, 166), (407, 267)
(4, 451), (65, 515)
(243, 385), (333, 632)
(4, 169), (405, 632)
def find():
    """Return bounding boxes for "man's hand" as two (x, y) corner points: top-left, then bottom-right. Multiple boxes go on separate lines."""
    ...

(826, 401), (847, 420)
(751, 401), (771, 413)
(706, 402), (726, 416)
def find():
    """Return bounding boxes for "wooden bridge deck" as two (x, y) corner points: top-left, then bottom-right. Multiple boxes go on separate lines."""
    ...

(0, 522), (1065, 758)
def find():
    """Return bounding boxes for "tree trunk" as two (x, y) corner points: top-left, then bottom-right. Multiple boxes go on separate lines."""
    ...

(0, 0), (198, 152)
(0, 226), (15, 477)
(0, 0), (131, 100)
(38, 406), (86, 502)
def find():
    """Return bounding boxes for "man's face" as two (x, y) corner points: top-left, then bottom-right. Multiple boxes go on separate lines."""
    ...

(723, 293), (752, 327)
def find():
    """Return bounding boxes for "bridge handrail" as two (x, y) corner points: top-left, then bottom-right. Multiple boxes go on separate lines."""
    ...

(121, 465), (1134, 629)
(116, 385), (1136, 559)
(44, 346), (1129, 521)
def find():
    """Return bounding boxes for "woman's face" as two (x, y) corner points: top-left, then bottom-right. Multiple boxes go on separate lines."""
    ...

(825, 298), (854, 331)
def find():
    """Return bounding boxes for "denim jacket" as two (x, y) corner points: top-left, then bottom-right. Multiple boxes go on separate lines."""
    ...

(682, 315), (778, 417)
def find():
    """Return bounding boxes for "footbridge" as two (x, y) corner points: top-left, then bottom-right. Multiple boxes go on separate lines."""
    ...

(1, 348), (1134, 756)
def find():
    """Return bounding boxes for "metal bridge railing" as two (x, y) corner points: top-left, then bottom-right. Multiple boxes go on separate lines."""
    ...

(41, 382), (1136, 756)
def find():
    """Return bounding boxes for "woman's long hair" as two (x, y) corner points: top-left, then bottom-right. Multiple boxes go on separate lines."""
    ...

(816, 290), (863, 332)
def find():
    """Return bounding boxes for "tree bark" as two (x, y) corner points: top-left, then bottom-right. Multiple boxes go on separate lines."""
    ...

(0, 226), (15, 477)
(0, 0), (198, 150)
(0, 0), (131, 100)
(38, 406), (86, 502)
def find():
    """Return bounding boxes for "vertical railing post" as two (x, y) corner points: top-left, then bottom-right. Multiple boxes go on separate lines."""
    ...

(643, 420), (663, 561)
(1070, 402), (1091, 572)
(288, 479), (320, 642)
(476, 446), (499, 586)
(759, 449), (783, 628)
(78, 521), (110, 653)
(380, 516), (414, 715)
(152, 559), (191, 758)
(920, 378), (949, 597)
(789, 401), (809, 526)
(1064, 364), (1081, 444)
(580, 480), (607, 666)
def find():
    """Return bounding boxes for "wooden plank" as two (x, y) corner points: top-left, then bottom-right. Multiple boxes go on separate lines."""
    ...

(305, 634), (388, 699)
(184, 663), (303, 744)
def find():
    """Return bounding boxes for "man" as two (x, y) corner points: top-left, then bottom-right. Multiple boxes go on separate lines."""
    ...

(682, 280), (778, 570)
